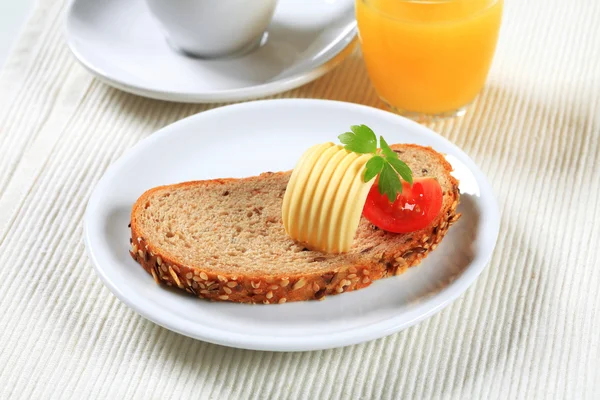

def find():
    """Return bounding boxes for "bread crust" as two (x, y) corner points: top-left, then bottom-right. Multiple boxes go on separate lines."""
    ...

(129, 145), (461, 304)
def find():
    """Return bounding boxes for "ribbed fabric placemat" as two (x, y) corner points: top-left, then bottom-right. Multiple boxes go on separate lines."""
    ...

(0, 0), (598, 398)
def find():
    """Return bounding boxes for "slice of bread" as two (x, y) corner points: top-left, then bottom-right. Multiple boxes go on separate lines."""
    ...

(129, 144), (460, 304)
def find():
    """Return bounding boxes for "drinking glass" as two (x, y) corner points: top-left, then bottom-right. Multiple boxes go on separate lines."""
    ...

(356, 0), (503, 121)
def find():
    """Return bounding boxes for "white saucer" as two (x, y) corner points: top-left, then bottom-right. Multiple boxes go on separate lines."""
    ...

(65, 0), (357, 103)
(84, 99), (500, 351)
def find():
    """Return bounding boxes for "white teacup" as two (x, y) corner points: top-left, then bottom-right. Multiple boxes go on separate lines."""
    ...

(146, 0), (279, 59)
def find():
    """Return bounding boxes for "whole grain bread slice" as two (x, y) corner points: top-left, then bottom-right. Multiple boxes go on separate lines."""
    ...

(129, 144), (461, 303)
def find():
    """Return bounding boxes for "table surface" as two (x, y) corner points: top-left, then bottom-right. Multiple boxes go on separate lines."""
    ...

(0, 0), (34, 67)
(0, 0), (599, 399)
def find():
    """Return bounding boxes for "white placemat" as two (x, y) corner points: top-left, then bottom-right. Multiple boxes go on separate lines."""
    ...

(0, 0), (599, 398)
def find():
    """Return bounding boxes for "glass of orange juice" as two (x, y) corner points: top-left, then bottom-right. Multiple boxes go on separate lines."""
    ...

(356, 0), (503, 121)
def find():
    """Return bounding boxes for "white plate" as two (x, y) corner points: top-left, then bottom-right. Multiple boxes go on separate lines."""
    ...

(65, 0), (357, 103)
(84, 99), (500, 351)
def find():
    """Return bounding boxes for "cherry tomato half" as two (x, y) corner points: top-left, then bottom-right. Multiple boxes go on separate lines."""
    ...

(363, 178), (443, 233)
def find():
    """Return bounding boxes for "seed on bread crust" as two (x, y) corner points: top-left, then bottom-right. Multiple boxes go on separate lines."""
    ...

(150, 268), (159, 284)
(449, 213), (461, 224)
(322, 272), (335, 284)
(169, 266), (183, 288)
(292, 278), (306, 290)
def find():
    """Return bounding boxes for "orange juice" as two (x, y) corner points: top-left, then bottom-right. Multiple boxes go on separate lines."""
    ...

(356, 0), (503, 117)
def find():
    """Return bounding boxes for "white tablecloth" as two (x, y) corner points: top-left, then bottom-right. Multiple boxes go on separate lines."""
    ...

(1, 0), (599, 398)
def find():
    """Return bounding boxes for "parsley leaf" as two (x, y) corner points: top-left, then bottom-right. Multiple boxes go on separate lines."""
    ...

(378, 162), (402, 202)
(338, 124), (377, 154)
(364, 155), (384, 182)
(380, 136), (413, 184)
(387, 157), (413, 185)
(379, 136), (395, 158)
(339, 125), (414, 203)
